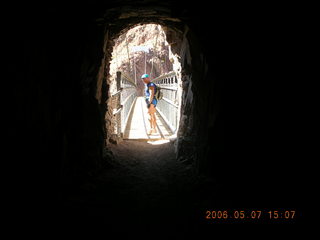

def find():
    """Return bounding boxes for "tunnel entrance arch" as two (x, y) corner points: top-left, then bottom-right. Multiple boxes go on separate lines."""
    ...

(93, 6), (216, 174)
(105, 23), (185, 143)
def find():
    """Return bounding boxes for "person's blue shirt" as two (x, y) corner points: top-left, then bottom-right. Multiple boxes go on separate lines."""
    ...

(145, 82), (158, 106)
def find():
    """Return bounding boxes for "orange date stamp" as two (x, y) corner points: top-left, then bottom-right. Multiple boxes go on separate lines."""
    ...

(205, 210), (296, 221)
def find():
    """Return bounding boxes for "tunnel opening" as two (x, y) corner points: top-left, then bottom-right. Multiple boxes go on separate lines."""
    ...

(93, 8), (218, 178)
(87, 18), (219, 233)
(11, 0), (302, 232)
(105, 23), (183, 144)
(10, 2), (226, 235)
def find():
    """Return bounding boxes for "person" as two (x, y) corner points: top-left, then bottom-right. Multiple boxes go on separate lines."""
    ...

(141, 74), (158, 134)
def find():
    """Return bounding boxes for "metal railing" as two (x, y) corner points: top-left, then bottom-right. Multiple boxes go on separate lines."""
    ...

(113, 71), (137, 137)
(153, 71), (179, 133)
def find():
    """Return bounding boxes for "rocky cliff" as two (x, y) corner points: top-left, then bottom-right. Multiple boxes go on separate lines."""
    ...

(109, 24), (173, 96)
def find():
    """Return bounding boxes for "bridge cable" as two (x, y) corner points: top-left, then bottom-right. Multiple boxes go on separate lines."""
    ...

(150, 25), (160, 79)
(125, 34), (131, 79)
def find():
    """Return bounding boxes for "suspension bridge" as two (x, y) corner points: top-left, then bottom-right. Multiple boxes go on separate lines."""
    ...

(112, 71), (179, 141)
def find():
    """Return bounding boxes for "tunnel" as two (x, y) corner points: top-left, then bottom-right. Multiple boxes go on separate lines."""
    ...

(5, 0), (301, 236)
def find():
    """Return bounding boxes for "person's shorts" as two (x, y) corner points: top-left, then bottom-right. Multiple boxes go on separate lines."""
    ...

(150, 98), (157, 107)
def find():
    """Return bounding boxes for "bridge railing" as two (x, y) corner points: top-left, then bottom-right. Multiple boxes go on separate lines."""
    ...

(113, 71), (137, 137)
(153, 71), (179, 133)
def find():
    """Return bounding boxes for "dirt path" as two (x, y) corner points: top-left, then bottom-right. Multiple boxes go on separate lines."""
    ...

(103, 140), (196, 233)
(62, 140), (217, 236)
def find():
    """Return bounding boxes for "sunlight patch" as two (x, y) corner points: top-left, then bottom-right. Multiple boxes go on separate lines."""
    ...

(147, 139), (170, 145)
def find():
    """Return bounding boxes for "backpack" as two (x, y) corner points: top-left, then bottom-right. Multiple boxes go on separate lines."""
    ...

(155, 84), (163, 100)
(147, 82), (163, 100)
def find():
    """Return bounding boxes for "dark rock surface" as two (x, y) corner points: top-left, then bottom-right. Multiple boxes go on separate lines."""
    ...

(3, 0), (302, 234)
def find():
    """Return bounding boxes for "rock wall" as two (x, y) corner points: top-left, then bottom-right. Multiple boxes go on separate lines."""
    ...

(7, 1), (222, 193)
(109, 24), (173, 96)
(6, 1), (303, 230)
(164, 25), (222, 176)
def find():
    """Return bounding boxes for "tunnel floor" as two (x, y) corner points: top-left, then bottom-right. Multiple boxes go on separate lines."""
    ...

(60, 140), (219, 235)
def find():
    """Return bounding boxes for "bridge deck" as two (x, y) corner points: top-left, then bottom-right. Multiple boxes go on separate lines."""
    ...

(123, 97), (173, 140)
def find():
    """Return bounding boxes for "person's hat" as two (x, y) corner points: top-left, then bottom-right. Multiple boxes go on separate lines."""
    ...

(141, 74), (149, 79)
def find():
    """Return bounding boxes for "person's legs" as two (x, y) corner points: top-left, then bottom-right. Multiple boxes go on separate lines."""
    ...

(147, 107), (152, 134)
(148, 104), (157, 134)
(151, 113), (157, 132)
(147, 115), (156, 134)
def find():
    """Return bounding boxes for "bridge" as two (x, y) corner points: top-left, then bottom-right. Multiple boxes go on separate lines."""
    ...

(112, 71), (179, 141)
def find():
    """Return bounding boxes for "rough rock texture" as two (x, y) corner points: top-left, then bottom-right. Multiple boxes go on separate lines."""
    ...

(5, 0), (304, 233)
(109, 24), (173, 96)
(5, 0), (303, 233)
(5, 1), (227, 234)
(7, 0), (223, 193)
